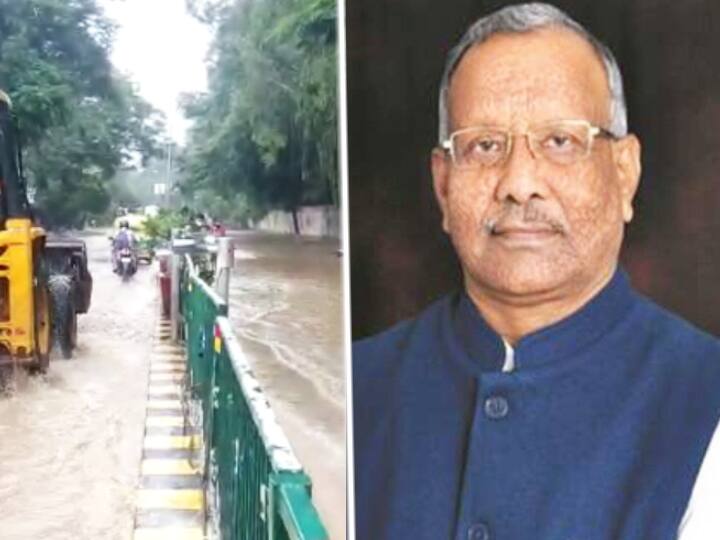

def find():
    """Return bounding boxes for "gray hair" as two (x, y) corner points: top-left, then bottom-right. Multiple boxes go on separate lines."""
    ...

(438, 3), (627, 143)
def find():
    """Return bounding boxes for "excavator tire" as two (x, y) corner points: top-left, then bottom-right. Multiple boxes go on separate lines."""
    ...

(49, 274), (76, 359)
(32, 263), (52, 372)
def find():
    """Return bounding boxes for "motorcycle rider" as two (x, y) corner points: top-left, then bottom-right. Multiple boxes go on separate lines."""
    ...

(111, 220), (137, 274)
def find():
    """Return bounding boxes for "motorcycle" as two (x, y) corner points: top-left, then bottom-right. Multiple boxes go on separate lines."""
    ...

(116, 247), (137, 281)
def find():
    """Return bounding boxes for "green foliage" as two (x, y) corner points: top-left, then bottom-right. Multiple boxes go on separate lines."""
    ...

(192, 188), (258, 226)
(142, 209), (186, 246)
(182, 0), (338, 221)
(0, 0), (165, 228)
(40, 175), (111, 229)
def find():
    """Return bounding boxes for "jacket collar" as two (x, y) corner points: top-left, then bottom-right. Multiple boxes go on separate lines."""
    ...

(449, 268), (637, 375)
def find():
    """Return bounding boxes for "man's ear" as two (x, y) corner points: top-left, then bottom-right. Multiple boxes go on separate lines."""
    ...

(613, 134), (642, 223)
(431, 147), (452, 232)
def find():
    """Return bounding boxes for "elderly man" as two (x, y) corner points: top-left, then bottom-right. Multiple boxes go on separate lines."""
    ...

(353, 3), (720, 539)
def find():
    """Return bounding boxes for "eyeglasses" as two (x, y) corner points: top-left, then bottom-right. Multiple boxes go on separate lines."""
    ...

(441, 119), (617, 170)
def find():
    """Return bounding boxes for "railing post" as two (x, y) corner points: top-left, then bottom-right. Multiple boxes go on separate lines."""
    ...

(204, 320), (220, 486)
(170, 252), (181, 342)
(268, 476), (277, 540)
(214, 236), (234, 303)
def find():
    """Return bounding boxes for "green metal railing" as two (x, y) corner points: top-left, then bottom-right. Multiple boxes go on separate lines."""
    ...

(180, 256), (328, 540)
(183, 254), (227, 443)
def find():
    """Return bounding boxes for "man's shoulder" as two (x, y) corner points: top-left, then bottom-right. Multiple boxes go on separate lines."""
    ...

(636, 296), (720, 353)
(632, 296), (720, 380)
(352, 293), (459, 435)
(352, 293), (457, 376)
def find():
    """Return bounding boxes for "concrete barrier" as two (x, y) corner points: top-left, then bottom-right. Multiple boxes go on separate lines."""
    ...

(252, 206), (339, 238)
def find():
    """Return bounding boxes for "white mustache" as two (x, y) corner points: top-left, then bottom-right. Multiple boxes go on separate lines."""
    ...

(482, 203), (565, 235)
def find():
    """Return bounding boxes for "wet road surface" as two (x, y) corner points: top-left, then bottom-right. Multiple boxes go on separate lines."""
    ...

(0, 230), (154, 540)
(227, 231), (345, 540)
(0, 229), (346, 540)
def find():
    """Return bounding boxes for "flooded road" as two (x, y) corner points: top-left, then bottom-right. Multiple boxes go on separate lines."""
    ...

(0, 230), (154, 540)
(227, 231), (345, 540)
(0, 229), (346, 540)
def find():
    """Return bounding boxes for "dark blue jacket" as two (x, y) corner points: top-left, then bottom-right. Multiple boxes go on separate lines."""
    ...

(353, 271), (720, 540)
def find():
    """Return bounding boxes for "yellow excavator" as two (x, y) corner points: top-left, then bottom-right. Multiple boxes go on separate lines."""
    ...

(0, 90), (52, 371)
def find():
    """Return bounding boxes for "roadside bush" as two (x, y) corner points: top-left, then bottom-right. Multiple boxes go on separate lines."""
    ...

(142, 209), (185, 247)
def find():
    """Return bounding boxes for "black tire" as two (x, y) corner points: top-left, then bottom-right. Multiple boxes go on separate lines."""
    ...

(59, 294), (76, 359)
(69, 309), (78, 349)
(33, 264), (52, 373)
(49, 274), (75, 359)
(120, 259), (130, 282)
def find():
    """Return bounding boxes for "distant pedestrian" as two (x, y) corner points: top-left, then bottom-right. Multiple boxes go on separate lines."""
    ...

(212, 221), (226, 237)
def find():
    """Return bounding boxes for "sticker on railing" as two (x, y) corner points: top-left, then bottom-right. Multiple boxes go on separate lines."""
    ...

(214, 324), (222, 353)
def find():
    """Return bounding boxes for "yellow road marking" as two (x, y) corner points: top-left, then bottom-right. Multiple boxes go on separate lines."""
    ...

(151, 355), (185, 362)
(150, 373), (184, 383)
(151, 365), (186, 373)
(148, 391), (182, 400)
(150, 353), (183, 359)
(144, 435), (201, 450)
(147, 399), (183, 410)
(136, 489), (203, 511)
(146, 416), (184, 428)
(148, 384), (182, 394)
(151, 358), (185, 365)
(141, 459), (199, 476)
(133, 528), (204, 540)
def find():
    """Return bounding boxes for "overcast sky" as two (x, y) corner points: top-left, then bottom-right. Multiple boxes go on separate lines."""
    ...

(99, 0), (212, 145)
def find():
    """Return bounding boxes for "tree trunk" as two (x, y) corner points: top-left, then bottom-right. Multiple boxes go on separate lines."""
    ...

(291, 207), (300, 235)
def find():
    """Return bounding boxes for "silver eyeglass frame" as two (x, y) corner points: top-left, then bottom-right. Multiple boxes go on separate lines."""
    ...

(440, 119), (618, 169)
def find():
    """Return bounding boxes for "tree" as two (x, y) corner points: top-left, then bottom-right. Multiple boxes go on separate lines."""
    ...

(0, 0), (165, 228)
(181, 0), (338, 229)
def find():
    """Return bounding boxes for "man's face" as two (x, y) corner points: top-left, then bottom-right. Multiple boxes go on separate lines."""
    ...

(432, 28), (641, 303)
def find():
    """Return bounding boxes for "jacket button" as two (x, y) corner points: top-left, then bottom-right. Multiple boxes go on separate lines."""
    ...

(484, 395), (509, 419)
(468, 522), (490, 540)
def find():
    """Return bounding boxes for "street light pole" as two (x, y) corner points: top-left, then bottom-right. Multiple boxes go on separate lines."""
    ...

(165, 142), (173, 208)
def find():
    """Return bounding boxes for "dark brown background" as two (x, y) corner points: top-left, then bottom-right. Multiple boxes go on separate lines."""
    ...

(348, 0), (720, 339)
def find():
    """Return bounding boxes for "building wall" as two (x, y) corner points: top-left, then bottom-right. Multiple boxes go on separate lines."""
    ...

(253, 206), (340, 238)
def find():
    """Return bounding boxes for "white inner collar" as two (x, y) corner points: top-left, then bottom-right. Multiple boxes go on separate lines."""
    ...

(502, 339), (515, 373)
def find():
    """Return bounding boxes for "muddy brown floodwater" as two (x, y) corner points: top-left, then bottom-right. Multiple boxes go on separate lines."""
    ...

(0, 229), (346, 540)
(227, 231), (346, 540)
(0, 230), (154, 540)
